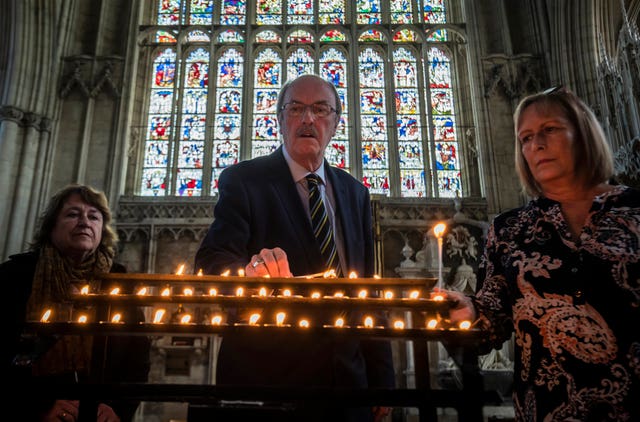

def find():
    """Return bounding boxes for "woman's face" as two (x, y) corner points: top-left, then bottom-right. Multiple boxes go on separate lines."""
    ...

(50, 193), (104, 263)
(517, 103), (578, 190)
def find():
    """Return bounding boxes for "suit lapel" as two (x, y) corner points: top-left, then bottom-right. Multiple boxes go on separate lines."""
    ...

(326, 166), (357, 271)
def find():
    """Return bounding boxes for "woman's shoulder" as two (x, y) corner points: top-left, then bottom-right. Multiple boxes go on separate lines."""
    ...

(110, 261), (127, 274)
(0, 251), (39, 271)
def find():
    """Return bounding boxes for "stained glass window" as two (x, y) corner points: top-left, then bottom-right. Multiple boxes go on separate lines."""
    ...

(140, 0), (463, 198)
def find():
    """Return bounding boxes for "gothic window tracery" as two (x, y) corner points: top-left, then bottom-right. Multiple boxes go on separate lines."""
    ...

(139, 0), (463, 198)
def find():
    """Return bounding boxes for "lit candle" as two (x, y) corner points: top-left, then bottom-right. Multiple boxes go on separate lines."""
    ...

(426, 318), (438, 329)
(109, 287), (120, 295)
(358, 289), (368, 299)
(459, 320), (472, 330)
(137, 287), (148, 296)
(364, 316), (374, 328)
(180, 314), (191, 324)
(282, 289), (292, 297)
(211, 315), (222, 325)
(41, 309), (52, 322)
(209, 287), (218, 296)
(409, 290), (420, 299)
(276, 312), (286, 326)
(221, 270), (231, 276)
(433, 222), (446, 291)
(77, 314), (88, 323)
(183, 287), (194, 296)
(161, 287), (171, 297)
(111, 313), (122, 323)
(334, 317), (345, 327)
(393, 320), (405, 329)
(153, 309), (166, 323)
(175, 264), (185, 275)
(249, 313), (261, 325)
(80, 285), (90, 295)
(311, 291), (321, 299)
(384, 290), (394, 300)
(299, 319), (310, 328)
(197, 268), (203, 276)
(258, 287), (268, 297)
(348, 271), (357, 279)
(236, 287), (244, 296)
(431, 292), (445, 301)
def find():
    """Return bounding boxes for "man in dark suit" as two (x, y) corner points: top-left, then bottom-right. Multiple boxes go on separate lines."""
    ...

(193, 74), (394, 421)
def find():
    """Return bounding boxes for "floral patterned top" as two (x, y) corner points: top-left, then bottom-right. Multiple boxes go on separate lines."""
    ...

(472, 185), (640, 421)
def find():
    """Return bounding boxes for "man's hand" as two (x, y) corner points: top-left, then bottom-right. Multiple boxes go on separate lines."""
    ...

(246, 247), (293, 277)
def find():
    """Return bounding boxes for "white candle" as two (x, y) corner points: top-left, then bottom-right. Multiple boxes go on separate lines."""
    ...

(433, 223), (446, 290)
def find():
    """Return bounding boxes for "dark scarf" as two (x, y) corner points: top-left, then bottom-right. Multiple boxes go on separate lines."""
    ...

(25, 243), (113, 376)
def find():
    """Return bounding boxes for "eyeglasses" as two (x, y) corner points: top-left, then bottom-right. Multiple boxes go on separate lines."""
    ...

(280, 102), (337, 118)
(542, 85), (567, 95)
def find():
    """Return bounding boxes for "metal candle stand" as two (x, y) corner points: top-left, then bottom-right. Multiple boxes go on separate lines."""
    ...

(19, 273), (497, 422)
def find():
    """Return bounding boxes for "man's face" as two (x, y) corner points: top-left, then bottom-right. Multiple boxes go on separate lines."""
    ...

(279, 76), (339, 171)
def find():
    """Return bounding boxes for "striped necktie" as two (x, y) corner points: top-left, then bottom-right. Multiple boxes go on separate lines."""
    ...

(306, 174), (340, 275)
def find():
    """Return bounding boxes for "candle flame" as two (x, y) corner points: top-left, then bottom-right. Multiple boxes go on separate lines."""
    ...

(299, 319), (309, 328)
(364, 316), (374, 328)
(373, 274), (381, 279)
(209, 288), (218, 296)
(183, 287), (193, 296)
(111, 313), (122, 323)
(237, 268), (245, 277)
(335, 317), (345, 327)
(459, 320), (472, 330)
(80, 285), (90, 295)
(348, 271), (357, 279)
(236, 287), (244, 296)
(311, 292), (321, 299)
(384, 290), (394, 300)
(334, 291), (344, 297)
(427, 319), (438, 329)
(153, 309), (165, 323)
(409, 290), (420, 299)
(433, 222), (446, 238)
(276, 312), (286, 325)
(78, 315), (88, 323)
(176, 264), (185, 275)
(161, 287), (171, 296)
(137, 287), (147, 296)
(323, 269), (336, 278)
(197, 268), (203, 276)
(283, 289), (292, 297)
(109, 287), (120, 295)
(358, 289), (368, 299)
(180, 314), (191, 324)
(249, 313), (260, 325)
(221, 269), (230, 276)
(41, 309), (52, 322)
(393, 320), (405, 329)
(432, 293), (445, 301)
(259, 287), (267, 297)
(211, 315), (222, 325)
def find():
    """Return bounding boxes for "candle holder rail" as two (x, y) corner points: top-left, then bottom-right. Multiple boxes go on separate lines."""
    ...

(18, 273), (496, 422)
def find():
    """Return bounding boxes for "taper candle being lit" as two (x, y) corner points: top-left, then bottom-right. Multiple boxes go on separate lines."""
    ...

(433, 222), (446, 291)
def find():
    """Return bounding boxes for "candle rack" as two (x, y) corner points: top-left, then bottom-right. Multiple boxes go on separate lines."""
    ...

(18, 273), (498, 422)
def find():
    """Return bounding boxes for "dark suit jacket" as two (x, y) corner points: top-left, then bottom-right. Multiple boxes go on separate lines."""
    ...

(195, 147), (395, 392)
